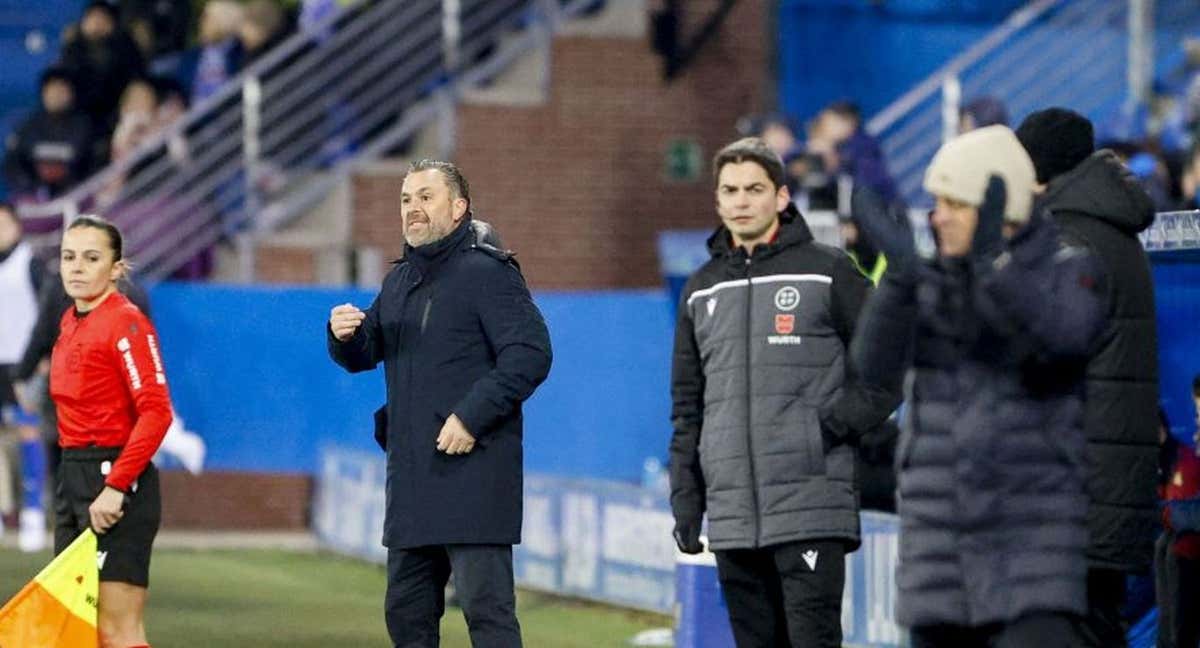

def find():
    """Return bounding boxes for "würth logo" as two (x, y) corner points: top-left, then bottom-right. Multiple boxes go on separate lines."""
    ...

(775, 314), (795, 335)
(117, 338), (142, 390)
(146, 334), (167, 384)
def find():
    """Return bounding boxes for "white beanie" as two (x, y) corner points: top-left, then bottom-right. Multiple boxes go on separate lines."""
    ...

(923, 125), (1036, 223)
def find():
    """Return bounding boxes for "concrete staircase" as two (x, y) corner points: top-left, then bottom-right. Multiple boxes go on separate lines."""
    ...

(245, 0), (771, 290)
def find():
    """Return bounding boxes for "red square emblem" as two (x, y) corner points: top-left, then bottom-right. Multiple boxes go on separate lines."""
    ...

(775, 314), (795, 335)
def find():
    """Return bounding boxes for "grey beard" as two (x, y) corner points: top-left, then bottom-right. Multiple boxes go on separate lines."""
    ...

(405, 227), (448, 248)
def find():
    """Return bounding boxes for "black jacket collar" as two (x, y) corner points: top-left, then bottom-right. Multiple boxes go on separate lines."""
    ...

(401, 217), (473, 275)
(705, 203), (815, 262)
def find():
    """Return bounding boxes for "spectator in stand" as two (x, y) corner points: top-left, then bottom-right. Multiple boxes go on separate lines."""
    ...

(118, 0), (193, 64)
(240, 0), (292, 67)
(58, 1), (146, 136)
(109, 78), (159, 164)
(757, 113), (800, 161)
(4, 68), (94, 203)
(959, 96), (1009, 133)
(1177, 140), (1200, 210)
(99, 77), (171, 205)
(153, 76), (188, 126)
(151, 76), (191, 167)
(746, 113), (814, 200)
(808, 101), (898, 204)
(1101, 140), (1177, 213)
(99, 75), (214, 279)
(1127, 150), (1175, 212)
(177, 0), (244, 106)
(1157, 379), (1200, 648)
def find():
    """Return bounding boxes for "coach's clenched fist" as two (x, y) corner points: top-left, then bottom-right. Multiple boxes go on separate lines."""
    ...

(329, 303), (367, 341)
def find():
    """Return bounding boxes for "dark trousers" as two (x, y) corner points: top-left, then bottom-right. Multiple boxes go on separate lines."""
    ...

(911, 612), (1088, 648)
(1157, 531), (1200, 648)
(385, 544), (521, 648)
(713, 539), (845, 648)
(1078, 567), (1127, 647)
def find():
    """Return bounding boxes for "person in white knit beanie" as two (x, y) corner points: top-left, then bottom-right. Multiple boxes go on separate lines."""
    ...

(922, 124), (1037, 256)
(850, 124), (1111, 647)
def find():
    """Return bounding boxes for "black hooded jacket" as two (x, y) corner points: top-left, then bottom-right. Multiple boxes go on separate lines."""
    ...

(669, 205), (898, 550)
(328, 217), (552, 549)
(1039, 149), (1159, 572)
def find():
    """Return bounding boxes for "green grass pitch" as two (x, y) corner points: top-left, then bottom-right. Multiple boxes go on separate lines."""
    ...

(0, 547), (669, 647)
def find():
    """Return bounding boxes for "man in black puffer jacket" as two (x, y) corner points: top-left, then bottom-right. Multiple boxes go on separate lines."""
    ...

(1018, 108), (1159, 648)
(852, 125), (1107, 646)
(669, 137), (898, 648)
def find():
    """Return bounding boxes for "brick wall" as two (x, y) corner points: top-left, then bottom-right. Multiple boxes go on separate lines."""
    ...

(351, 172), (404, 254)
(255, 245), (318, 284)
(160, 470), (312, 530)
(350, 1), (770, 289)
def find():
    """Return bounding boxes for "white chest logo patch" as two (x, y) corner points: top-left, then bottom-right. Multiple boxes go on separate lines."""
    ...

(706, 298), (717, 316)
(774, 286), (800, 311)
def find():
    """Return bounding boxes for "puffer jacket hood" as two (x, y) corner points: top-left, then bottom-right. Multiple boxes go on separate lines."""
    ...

(1040, 150), (1155, 234)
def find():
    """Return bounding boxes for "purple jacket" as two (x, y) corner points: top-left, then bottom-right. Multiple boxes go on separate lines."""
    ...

(838, 130), (898, 203)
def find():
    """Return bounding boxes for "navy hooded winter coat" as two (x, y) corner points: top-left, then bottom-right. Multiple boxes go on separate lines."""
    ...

(328, 218), (552, 548)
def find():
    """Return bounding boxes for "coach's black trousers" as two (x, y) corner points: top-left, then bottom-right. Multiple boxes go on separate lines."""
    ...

(714, 539), (846, 648)
(385, 544), (521, 648)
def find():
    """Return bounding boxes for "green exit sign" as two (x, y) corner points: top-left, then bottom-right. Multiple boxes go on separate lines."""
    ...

(664, 138), (703, 183)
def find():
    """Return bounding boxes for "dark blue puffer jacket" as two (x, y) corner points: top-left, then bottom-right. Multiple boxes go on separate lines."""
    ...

(856, 213), (1107, 627)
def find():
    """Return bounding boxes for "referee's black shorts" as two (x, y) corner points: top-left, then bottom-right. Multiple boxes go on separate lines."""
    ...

(54, 446), (161, 587)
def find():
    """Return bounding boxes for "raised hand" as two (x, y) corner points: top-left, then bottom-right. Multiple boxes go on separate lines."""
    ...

(329, 303), (366, 342)
(851, 186), (916, 280)
(972, 175), (1007, 258)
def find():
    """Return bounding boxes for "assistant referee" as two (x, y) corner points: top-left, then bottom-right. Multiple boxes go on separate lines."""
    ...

(50, 216), (171, 648)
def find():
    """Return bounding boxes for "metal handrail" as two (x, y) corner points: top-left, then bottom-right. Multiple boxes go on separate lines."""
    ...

(16, 0), (600, 281)
(884, 0), (1122, 179)
(867, 0), (1172, 207)
(879, 0), (1103, 163)
(865, 0), (1066, 136)
(13, 0), (367, 223)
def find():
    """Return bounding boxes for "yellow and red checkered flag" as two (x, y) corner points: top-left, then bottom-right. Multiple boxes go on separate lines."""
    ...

(0, 529), (98, 647)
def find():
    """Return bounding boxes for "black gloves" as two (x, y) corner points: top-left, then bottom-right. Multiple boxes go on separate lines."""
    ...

(971, 175), (1007, 260)
(851, 186), (916, 283)
(673, 517), (704, 554)
(819, 409), (851, 454)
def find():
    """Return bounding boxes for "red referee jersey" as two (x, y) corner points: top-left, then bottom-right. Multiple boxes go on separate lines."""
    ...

(49, 291), (172, 492)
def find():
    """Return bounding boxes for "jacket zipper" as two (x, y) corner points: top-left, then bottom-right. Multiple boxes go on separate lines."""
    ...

(420, 294), (433, 334)
(743, 255), (761, 547)
(403, 273), (422, 464)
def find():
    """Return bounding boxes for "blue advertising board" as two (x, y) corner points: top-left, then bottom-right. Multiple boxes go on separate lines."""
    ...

(314, 446), (905, 645)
